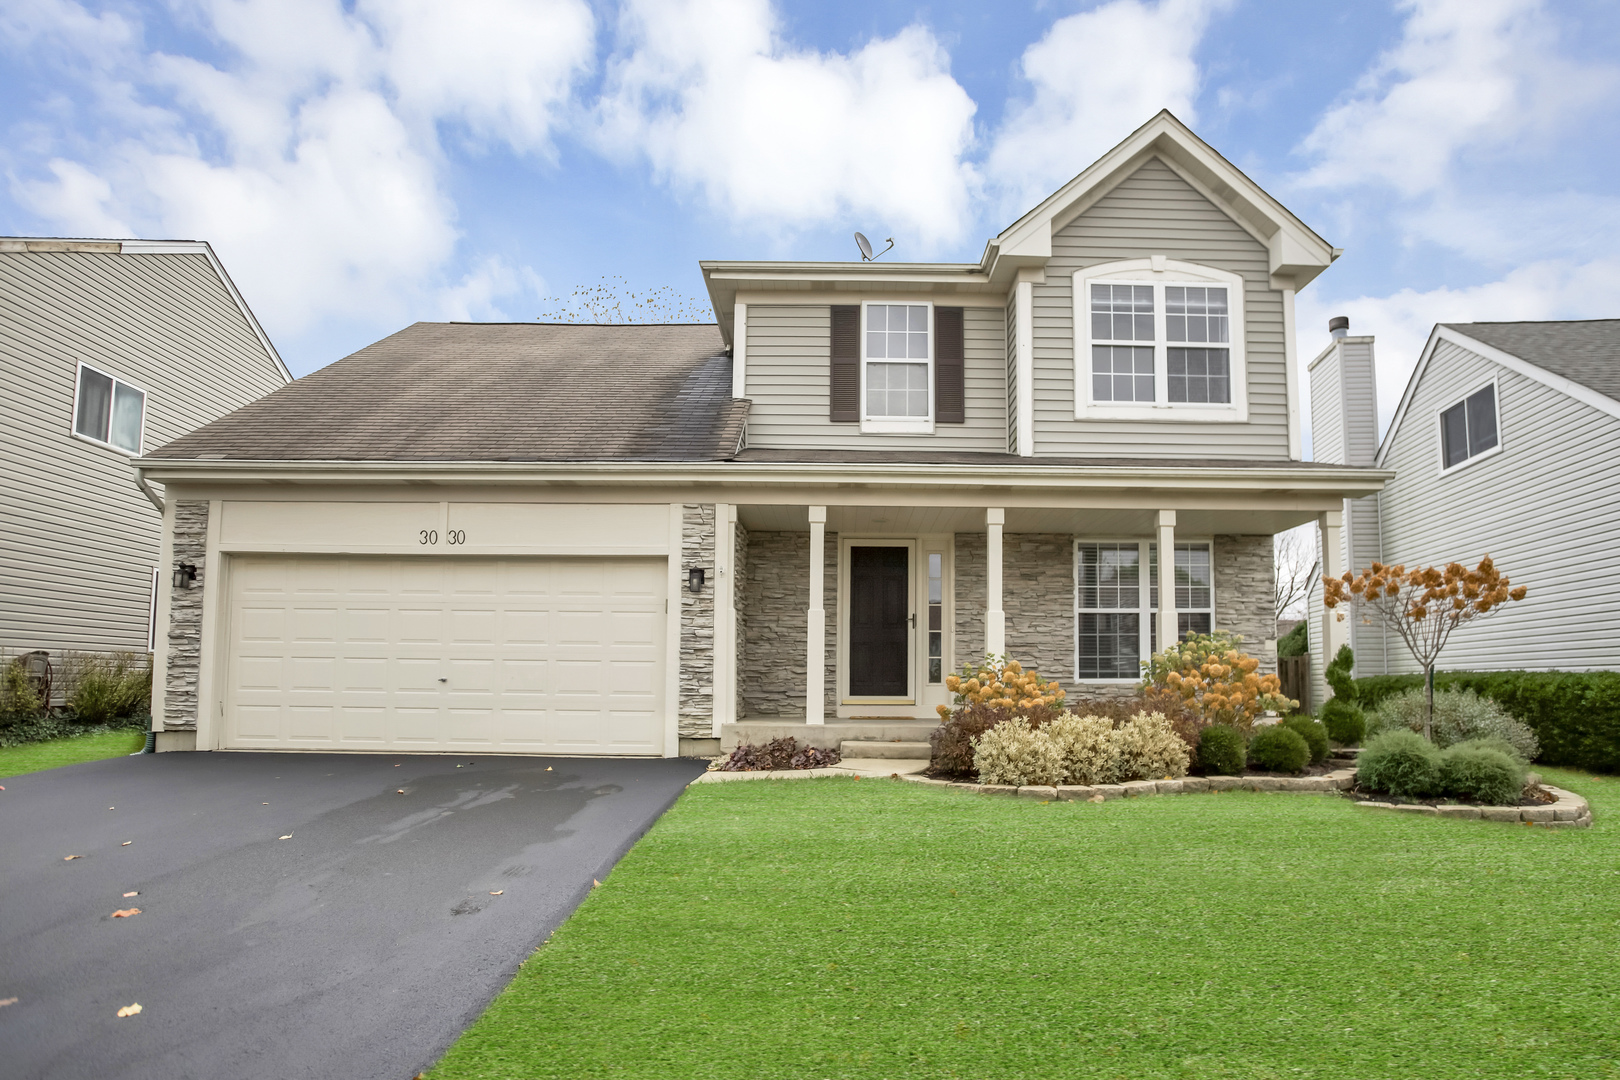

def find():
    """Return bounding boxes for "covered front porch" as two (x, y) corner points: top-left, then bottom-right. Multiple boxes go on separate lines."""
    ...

(690, 479), (1371, 756)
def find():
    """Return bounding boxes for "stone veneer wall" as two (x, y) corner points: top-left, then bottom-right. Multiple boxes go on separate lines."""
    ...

(164, 500), (208, 730)
(679, 504), (716, 738)
(951, 531), (1278, 703)
(1213, 534), (1277, 674)
(738, 530), (837, 717)
(734, 521), (749, 718)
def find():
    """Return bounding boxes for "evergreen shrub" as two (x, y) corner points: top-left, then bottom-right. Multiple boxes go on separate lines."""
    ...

(1281, 715), (1330, 764)
(1439, 743), (1526, 806)
(1248, 725), (1310, 774)
(1357, 730), (1443, 798)
(1196, 725), (1246, 776)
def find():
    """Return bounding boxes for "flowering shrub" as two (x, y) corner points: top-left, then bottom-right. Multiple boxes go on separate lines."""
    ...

(1142, 632), (1296, 730)
(937, 656), (1065, 719)
(928, 700), (1066, 778)
(972, 717), (1064, 786)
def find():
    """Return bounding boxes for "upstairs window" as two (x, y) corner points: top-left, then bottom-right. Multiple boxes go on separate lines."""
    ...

(862, 302), (932, 430)
(1074, 260), (1248, 422)
(1440, 382), (1499, 470)
(73, 363), (146, 454)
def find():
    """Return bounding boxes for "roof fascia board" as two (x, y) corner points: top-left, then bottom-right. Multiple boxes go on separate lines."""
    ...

(136, 457), (1392, 495)
(122, 239), (293, 383)
(1375, 324), (1444, 466)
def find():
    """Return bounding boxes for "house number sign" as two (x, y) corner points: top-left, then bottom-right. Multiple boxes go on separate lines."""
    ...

(418, 529), (468, 545)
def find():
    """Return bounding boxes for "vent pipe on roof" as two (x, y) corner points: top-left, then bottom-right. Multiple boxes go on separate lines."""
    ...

(1329, 316), (1350, 341)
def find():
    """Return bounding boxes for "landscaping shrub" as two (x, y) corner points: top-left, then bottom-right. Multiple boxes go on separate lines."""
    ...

(1353, 669), (1620, 774)
(1045, 712), (1118, 785)
(1, 657), (43, 719)
(1248, 725), (1310, 774)
(1324, 645), (1359, 705)
(1111, 711), (1190, 781)
(1143, 631), (1296, 729)
(1368, 687), (1539, 762)
(717, 737), (841, 771)
(1439, 743), (1526, 805)
(0, 709), (149, 749)
(1196, 724), (1246, 776)
(1356, 730), (1443, 798)
(938, 657), (1065, 719)
(66, 653), (151, 726)
(1281, 714), (1330, 764)
(972, 718), (1064, 787)
(928, 701), (1065, 778)
(1319, 697), (1366, 747)
(1447, 734), (1527, 765)
(1276, 620), (1308, 658)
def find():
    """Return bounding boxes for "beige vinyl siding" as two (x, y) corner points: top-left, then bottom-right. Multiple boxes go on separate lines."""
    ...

(1372, 339), (1620, 673)
(1005, 292), (1019, 453)
(0, 250), (287, 656)
(743, 303), (1008, 450)
(1031, 156), (1291, 458)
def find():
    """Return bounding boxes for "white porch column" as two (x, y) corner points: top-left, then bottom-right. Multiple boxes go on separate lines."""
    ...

(1156, 510), (1178, 654)
(1319, 509), (1349, 688)
(806, 506), (826, 724)
(985, 508), (1005, 657)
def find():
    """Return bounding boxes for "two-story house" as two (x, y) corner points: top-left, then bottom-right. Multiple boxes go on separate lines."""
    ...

(1, 238), (289, 677)
(136, 112), (1388, 756)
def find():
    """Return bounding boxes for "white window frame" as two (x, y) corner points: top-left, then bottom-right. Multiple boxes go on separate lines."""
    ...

(1073, 258), (1248, 422)
(1436, 377), (1503, 476)
(1073, 537), (1215, 683)
(1148, 540), (1216, 654)
(860, 300), (934, 434)
(71, 361), (148, 455)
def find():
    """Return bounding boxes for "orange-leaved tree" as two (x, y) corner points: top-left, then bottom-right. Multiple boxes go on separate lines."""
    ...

(937, 656), (1065, 719)
(1323, 556), (1526, 741)
(1141, 631), (1296, 731)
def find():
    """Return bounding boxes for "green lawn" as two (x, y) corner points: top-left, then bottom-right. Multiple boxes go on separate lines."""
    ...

(0, 729), (146, 777)
(431, 768), (1620, 1080)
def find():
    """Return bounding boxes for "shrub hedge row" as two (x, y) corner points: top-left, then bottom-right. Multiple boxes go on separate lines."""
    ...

(1351, 670), (1620, 774)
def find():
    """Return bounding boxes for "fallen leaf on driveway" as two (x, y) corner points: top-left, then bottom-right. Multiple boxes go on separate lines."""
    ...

(108, 807), (114, 811)
(0, 997), (17, 1007)
(489, 890), (503, 896)
(63, 855), (82, 861)
(278, 833), (293, 840)
(122, 841), (132, 847)
(0, 785), (6, 790)
(123, 892), (138, 897)
(116, 1003), (141, 1018)
(397, 789), (405, 794)
(592, 879), (601, 888)
(111, 908), (141, 918)
(545, 766), (552, 771)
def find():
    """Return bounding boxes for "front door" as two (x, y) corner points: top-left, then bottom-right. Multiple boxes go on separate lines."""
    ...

(848, 545), (910, 697)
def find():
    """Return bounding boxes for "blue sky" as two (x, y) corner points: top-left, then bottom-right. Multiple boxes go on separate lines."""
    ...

(3, 0), (1618, 438)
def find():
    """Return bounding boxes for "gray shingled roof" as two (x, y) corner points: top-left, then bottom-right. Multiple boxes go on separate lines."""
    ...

(1446, 319), (1620, 403)
(148, 322), (746, 462)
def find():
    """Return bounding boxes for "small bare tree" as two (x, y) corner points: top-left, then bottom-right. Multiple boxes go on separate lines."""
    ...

(1274, 525), (1320, 624)
(537, 276), (711, 324)
(1323, 556), (1526, 740)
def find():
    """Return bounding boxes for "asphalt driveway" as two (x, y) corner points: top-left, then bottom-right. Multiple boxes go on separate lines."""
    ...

(0, 751), (706, 1080)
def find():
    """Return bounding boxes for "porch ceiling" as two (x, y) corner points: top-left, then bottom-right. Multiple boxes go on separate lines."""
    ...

(736, 504), (1322, 536)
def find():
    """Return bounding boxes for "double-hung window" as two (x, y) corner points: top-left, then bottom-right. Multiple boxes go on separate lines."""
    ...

(1439, 382), (1500, 471)
(1074, 260), (1247, 421)
(73, 363), (146, 454)
(1076, 538), (1214, 680)
(862, 302), (932, 431)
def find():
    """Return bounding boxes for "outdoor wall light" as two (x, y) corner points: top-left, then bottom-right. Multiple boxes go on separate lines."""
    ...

(173, 562), (197, 589)
(688, 567), (705, 594)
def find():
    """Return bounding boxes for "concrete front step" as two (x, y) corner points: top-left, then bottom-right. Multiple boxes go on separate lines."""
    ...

(839, 740), (933, 759)
(722, 719), (940, 751)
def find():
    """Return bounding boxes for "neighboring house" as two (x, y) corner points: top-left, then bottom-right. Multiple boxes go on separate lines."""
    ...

(0, 237), (290, 674)
(1308, 317), (1620, 694)
(137, 111), (1387, 757)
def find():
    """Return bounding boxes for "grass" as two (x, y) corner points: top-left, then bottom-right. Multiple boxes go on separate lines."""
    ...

(430, 767), (1620, 1080)
(0, 729), (146, 777)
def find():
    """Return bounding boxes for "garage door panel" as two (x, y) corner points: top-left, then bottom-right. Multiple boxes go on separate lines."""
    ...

(226, 556), (666, 754)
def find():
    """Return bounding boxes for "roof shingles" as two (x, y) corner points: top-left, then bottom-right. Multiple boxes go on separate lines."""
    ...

(1447, 319), (1620, 403)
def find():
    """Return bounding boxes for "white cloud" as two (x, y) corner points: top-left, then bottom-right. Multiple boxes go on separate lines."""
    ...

(4, 0), (590, 355)
(1297, 0), (1617, 196)
(986, 0), (1229, 216)
(1298, 258), (1620, 445)
(595, 0), (979, 250)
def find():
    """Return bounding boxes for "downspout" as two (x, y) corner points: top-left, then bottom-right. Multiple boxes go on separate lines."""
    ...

(133, 466), (163, 754)
(134, 467), (165, 513)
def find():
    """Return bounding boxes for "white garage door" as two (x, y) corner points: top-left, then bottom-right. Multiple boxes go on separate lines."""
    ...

(224, 556), (667, 755)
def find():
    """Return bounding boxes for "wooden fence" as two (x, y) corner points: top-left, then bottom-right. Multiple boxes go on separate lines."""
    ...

(1278, 655), (1309, 709)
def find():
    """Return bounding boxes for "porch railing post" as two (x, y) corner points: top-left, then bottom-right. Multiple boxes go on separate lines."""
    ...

(1156, 510), (1178, 659)
(807, 506), (826, 724)
(986, 508), (1005, 658)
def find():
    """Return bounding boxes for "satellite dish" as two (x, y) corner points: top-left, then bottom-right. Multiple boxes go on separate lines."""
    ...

(854, 232), (894, 261)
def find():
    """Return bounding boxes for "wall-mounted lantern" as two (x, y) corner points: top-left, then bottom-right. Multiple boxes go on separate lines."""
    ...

(173, 562), (197, 589)
(688, 567), (705, 594)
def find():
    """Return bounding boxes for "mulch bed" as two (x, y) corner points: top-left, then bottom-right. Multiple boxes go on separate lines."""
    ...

(1347, 784), (1556, 809)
